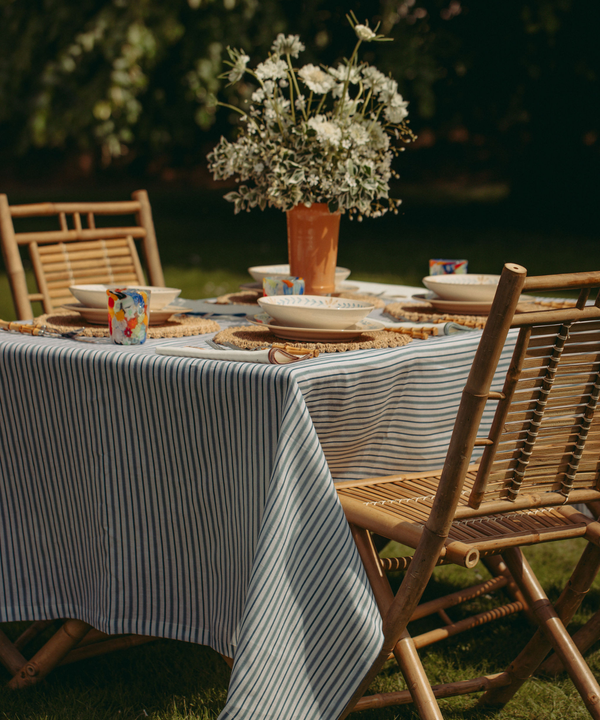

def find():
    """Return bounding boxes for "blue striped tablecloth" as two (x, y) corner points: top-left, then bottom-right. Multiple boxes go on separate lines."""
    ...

(0, 320), (515, 719)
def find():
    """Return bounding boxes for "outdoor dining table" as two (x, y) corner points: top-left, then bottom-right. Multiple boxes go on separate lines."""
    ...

(0, 280), (515, 719)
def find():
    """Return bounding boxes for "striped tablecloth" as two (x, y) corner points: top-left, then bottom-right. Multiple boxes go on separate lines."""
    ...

(0, 318), (515, 719)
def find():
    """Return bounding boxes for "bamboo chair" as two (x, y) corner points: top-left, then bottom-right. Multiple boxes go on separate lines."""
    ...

(0, 191), (166, 686)
(0, 189), (165, 320)
(337, 263), (600, 719)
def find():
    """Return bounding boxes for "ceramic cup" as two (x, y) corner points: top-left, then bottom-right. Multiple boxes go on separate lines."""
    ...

(429, 259), (468, 275)
(107, 288), (150, 345)
(263, 276), (305, 296)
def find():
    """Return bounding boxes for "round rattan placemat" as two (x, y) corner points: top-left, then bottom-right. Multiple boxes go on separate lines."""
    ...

(214, 324), (412, 353)
(215, 289), (262, 305)
(34, 312), (220, 338)
(385, 302), (487, 329)
(384, 298), (578, 330)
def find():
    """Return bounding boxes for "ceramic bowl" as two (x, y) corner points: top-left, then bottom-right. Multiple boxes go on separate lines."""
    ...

(248, 264), (351, 285)
(257, 295), (374, 329)
(422, 274), (500, 302)
(69, 284), (181, 311)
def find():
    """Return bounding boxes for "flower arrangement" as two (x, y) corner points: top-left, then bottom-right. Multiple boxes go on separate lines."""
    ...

(207, 14), (414, 220)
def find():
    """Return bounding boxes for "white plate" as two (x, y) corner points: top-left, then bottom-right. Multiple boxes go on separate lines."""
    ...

(257, 295), (374, 329)
(62, 303), (190, 326)
(248, 264), (351, 284)
(422, 274), (500, 302)
(412, 293), (493, 316)
(69, 284), (182, 310)
(248, 313), (385, 341)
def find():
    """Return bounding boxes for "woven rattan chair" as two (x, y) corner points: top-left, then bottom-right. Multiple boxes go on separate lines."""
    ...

(0, 190), (165, 320)
(0, 190), (166, 687)
(337, 263), (600, 719)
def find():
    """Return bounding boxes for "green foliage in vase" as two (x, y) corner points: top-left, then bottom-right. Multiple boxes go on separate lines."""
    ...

(207, 15), (415, 219)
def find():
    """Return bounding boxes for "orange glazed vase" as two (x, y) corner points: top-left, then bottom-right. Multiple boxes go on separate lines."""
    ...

(286, 203), (341, 296)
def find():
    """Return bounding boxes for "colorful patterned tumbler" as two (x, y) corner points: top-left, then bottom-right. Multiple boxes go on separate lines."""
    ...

(107, 288), (149, 345)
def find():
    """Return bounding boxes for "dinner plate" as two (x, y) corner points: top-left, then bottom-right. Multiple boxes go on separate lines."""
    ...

(247, 313), (385, 341)
(62, 303), (191, 326)
(412, 293), (493, 316)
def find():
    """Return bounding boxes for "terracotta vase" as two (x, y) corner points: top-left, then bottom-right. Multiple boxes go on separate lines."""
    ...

(286, 203), (341, 296)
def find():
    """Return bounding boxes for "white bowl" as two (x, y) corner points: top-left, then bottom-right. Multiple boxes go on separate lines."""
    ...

(422, 274), (500, 302)
(248, 265), (351, 285)
(257, 295), (374, 329)
(69, 284), (181, 311)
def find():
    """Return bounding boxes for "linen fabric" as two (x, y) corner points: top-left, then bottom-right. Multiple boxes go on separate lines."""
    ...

(0, 326), (514, 719)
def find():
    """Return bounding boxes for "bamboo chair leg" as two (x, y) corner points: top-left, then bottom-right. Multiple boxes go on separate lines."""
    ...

(8, 619), (91, 689)
(540, 608), (600, 676)
(14, 620), (57, 652)
(60, 634), (155, 665)
(483, 554), (535, 624)
(340, 523), (452, 720)
(0, 628), (27, 676)
(346, 526), (443, 720)
(540, 500), (600, 676)
(479, 546), (600, 718)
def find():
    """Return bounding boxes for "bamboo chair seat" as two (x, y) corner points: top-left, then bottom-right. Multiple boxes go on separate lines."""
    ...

(339, 470), (600, 566)
(338, 264), (600, 720)
(0, 190), (165, 320)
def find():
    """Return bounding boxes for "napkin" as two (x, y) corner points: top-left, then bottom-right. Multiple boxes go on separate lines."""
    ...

(155, 345), (315, 364)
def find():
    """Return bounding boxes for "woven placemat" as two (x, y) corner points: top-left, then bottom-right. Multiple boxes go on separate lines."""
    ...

(385, 302), (487, 329)
(385, 297), (578, 330)
(34, 312), (220, 338)
(214, 325), (413, 353)
(215, 289), (262, 305)
(334, 291), (387, 309)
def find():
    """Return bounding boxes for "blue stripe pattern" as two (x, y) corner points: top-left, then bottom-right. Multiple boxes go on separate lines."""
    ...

(0, 325), (514, 719)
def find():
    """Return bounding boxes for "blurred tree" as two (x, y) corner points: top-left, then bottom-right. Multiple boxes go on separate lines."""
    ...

(0, 0), (597, 212)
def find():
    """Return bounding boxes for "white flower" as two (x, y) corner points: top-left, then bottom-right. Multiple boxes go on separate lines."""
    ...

(307, 115), (342, 146)
(295, 94), (306, 111)
(377, 77), (398, 104)
(228, 53), (250, 83)
(251, 88), (265, 103)
(328, 63), (361, 84)
(384, 94), (409, 124)
(361, 66), (387, 92)
(369, 123), (389, 150)
(354, 24), (377, 42)
(255, 57), (289, 81)
(349, 123), (369, 146)
(271, 34), (305, 58)
(298, 64), (337, 94)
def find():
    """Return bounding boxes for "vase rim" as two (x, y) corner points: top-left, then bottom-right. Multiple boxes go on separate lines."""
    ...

(287, 202), (340, 215)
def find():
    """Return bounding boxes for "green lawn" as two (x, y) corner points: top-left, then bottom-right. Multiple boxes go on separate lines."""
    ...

(1, 186), (599, 718)
(1, 540), (599, 719)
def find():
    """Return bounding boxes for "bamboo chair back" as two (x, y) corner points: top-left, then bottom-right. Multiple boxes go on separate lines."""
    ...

(0, 190), (165, 320)
(468, 273), (600, 510)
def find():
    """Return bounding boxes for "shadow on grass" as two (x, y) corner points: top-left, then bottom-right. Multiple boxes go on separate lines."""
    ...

(0, 631), (230, 720)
